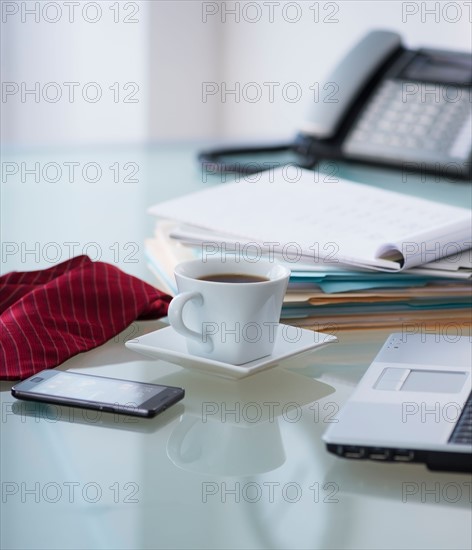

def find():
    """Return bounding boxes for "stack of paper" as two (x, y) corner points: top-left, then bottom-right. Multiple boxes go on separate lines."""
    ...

(146, 169), (472, 332)
(145, 221), (471, 332)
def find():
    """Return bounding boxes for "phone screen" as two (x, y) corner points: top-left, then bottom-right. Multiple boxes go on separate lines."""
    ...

(28, 372), (166, 407)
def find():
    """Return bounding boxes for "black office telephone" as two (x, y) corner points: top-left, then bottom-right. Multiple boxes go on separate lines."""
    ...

(199, 30), (472, 180)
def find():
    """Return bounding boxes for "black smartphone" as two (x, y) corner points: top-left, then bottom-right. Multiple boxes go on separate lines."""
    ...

(11, 370), (185, 418)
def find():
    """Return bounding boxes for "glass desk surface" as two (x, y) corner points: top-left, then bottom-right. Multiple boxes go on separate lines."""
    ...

(1, 144), (471, 550)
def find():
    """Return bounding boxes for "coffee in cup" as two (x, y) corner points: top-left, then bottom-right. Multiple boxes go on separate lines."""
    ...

(168, 258), (290, 365)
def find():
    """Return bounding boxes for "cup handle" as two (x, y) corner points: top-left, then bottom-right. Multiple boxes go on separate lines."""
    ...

(168, 292), (213, 352)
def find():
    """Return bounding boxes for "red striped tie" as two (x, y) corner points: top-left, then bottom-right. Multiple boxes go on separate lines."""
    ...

(0, 256), (171, 380)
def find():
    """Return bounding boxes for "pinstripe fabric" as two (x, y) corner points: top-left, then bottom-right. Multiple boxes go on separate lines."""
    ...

(0, 256), (171, 380)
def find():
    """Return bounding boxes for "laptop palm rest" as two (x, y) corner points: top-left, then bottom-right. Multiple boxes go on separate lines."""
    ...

(322, 333), (471, 473)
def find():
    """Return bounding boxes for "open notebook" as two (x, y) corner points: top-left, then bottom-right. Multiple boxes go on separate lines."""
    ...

(149, 168), (471, 272)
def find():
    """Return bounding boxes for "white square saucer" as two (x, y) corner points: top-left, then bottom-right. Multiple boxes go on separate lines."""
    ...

(125, 324), (337, 379)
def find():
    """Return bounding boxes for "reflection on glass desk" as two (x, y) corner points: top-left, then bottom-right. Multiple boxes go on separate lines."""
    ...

(1, 144), (471, 550)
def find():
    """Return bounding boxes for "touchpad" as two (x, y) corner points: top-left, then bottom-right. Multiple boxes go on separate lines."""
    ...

(401, 370), (467, 393)
(375, 367), (468, 393)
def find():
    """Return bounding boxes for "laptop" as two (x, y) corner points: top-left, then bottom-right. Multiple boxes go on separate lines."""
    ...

(323, 333), (472, 473)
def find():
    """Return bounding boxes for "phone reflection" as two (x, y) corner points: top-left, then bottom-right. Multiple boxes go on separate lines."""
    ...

(8, 399), (184, 434)
(157, 367), (335, 477)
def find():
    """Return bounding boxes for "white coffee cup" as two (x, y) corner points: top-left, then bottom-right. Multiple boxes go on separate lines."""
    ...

(168, 258), (290, 364)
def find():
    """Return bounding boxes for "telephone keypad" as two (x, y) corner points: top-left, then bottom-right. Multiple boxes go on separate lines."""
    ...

(344, 79), (472, 169)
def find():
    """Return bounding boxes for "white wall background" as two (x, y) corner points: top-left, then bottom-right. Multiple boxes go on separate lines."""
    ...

(1, 0), (471, 146)
(148, 0), (222, 141)
(0, 0), (150, 146)
(212, 0), (472, 141)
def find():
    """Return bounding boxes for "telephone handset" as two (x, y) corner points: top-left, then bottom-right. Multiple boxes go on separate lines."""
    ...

(199, 30), (472, 180)
(300, 31), (402, 139)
